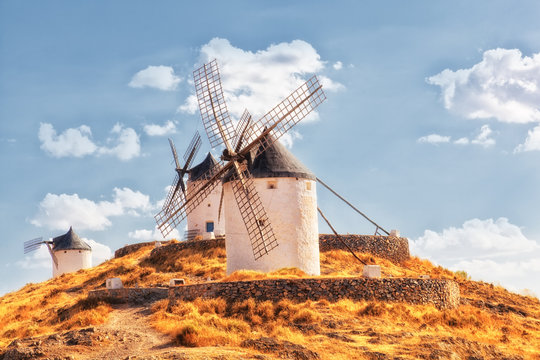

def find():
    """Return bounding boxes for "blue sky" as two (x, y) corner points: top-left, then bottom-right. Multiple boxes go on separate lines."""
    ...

(1, 1), (540, 297)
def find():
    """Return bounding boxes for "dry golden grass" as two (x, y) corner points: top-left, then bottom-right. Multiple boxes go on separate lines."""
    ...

(1, 242), (539, 359)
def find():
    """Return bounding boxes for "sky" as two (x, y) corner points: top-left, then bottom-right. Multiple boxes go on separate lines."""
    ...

(1, 1), (540, 297)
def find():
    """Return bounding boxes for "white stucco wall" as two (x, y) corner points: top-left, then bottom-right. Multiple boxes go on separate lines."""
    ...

(224, 177), (319, 275)
(52, 249), (92, 277)
(186, 180), (225, 237)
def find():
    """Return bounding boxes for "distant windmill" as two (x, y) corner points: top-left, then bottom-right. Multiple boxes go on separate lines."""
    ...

(155, 59), (326, 273)
(23, 227), (92, 277)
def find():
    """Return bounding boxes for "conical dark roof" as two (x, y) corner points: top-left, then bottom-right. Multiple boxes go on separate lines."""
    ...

(52, 227), (91, 251)
(189, 152), (219, 181)
(224, 135), (315, 183)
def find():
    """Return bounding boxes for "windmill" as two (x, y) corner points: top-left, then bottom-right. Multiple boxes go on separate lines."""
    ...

(162, 131), (202, 216)
(156, 59), (326, 266)
(23, 227), (92, 277)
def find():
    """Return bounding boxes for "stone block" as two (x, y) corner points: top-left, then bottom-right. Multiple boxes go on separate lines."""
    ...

(169, 278), (185, 286)
(390, 229), (400, 237)
(202, 232), (215, 240)
(419, 275), (430, 279)
(106, 277), (123, 289)
(362, 265), (381, 278)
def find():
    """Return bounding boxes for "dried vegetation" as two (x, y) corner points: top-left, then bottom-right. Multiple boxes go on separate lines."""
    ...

(1, 242), (539, 359)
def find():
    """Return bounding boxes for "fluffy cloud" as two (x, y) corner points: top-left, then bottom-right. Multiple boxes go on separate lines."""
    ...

(31, 187), (156, 231)
(39, 123), (140, 161)
(428, 48), (540, 152)
(128, 226), (180, 241)
(418, 125), (495, 147)
(39, 123), (97, 157)
(514, 125), (540, 153)
(179, 38), (343, 132)
(129, 65), (181, 91)
(427, 48), (540, 124)
(411, 218), (540, 296)
(16, 238), (112, 269)
(143, 120), (177, 136)
(417, 134), (451, 144)
(97, 123), (140, 160)
(333, 61), (343, 70)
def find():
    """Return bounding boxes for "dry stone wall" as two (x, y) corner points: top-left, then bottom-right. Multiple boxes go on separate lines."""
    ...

(143, 235), (410, 264)
(169, 277), (460, 309)
(319, 234), (410, 264)
(88, 287), (168, 304)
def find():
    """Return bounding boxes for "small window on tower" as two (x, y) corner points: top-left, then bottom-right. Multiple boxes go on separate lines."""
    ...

(267, 181), (277, 189)
(207, 203), (211, 207)
(306, 181), (312, 191)
(206, 221), (215, 233)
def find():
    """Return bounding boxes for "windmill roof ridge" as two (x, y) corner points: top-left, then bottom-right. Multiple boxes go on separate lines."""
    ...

(189, 152), (219, 181)
(52, 226), (91, 251)
(249, 134), (315, 180)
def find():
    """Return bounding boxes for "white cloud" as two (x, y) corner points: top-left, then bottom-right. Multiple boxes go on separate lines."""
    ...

(454, 137), (470, 145)
(129, 65), (181, 91)
(31, 187), (156, 231)
(128, 226), (180, 241)
(143, 120), (177, 136)
(179, 38), (342, 146)
(471, 124), (496, 148)
(97, 123), (140, 161)
(411, 218), (540, 296)
(427, 48), (540, 124)
(39, 123), (140, 161)
(428, 48), (540, 152)
(84, 238), (112, 265)
(39, 123), (97, 158)
(417, 134), (451, 144)
(514, 125), (540, 153)
(333, 61), (343, 70)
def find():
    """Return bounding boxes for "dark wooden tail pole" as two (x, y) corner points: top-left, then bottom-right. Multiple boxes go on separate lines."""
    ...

(316, 177), (390, 236)
(317, 206), (367, 265)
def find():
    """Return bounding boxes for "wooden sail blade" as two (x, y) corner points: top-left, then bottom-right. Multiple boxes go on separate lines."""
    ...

(23, 237), (44, 254)
(168, 138), (181, 170)
(155, 160), (229, 238)
(183, 131), (202, 167)
(240, 76), (326, 155)
(229, 165), (279, 260)
(194, 60), (236, 149)
(233, 109), (255, 153)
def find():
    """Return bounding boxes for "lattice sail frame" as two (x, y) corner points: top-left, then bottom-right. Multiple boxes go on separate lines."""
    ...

(238, 76), (325, 154)
(155, 161), (225, 238)
(228, 165), (279, 260)
(194, 59), (237, 149)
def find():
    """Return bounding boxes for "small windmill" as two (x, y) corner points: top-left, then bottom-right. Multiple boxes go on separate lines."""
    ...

(23, 227), (92, 277)
(155, 59), (326, 261)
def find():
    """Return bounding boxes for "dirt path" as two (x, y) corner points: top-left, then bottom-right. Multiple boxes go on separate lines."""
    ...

(79, 304), (172, 359)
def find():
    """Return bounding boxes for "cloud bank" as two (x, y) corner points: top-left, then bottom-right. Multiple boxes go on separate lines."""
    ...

(143, 120), (177, 136)
(179, 38), (343, 128)
(417, 125), (495, 147)
(129, 65), (181, 91)
(411, 218), (540, 296)
(31, 187), (157, 231)
(428, 48), (540, 152)
(39, 123), (140, 160)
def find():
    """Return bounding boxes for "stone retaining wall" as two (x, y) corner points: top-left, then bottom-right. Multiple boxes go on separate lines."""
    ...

(319, 234), (410, 264)
(88, 287), (168, 304)
(169, 277), (460, 309)
(143, 235), (409, 264)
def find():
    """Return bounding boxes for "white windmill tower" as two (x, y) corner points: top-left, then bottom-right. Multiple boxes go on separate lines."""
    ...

(24, 227), (92, 277)
(155, 59), (325, 275)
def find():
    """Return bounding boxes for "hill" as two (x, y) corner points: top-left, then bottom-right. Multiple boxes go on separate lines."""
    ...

(1, 242), (539, 359)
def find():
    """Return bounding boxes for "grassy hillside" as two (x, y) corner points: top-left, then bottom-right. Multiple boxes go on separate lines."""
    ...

(1, 242), (539, 359)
